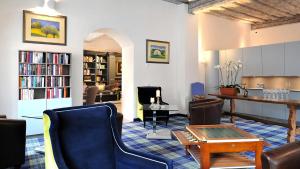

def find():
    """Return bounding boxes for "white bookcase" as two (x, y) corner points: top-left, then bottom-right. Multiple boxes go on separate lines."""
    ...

(18, 50), (72, 135)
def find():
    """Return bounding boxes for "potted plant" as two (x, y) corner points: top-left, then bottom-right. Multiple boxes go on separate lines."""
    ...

(214, 60), (243, 96)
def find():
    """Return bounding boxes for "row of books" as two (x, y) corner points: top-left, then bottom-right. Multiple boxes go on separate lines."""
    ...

(19, 76), (45, 88)
(83, 56), (107, 63)
(19, 89), (35, 100)
(19, 64), (46, 75)
(19, 88), (70, 100)
(47, 53), (70, 64)
(47, 65), (67, 75)
(47, 76), (69, 87)
(47, 88), (69, 99)
(19, 51), (45, 63)
(96, 64), (106, 69)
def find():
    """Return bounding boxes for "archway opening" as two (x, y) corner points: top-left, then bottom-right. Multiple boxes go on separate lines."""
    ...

(83, 28), (135, 121)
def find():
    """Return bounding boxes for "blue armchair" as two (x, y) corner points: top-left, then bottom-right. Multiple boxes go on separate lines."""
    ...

(43, 103), (173, 169)
(191, 82), (205, 100)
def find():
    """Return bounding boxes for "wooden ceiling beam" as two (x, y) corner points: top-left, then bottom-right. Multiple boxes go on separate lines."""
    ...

(220, 6), (265, 22)
(252, 15), (300, 30)
(286, 0), (300, 9)
(235, 0), (293, 18)
(189, 0), (237, 13)
(255, 0), (300, 15)
(250, 0), (294, 17)
(233, 2), (279, 20)
(208, 10), (255, 23)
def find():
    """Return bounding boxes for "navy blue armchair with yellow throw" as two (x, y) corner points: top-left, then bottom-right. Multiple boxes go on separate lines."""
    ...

(43, 103), (173, 169)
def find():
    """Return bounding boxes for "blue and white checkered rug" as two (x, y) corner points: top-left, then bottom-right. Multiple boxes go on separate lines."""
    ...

(21, 116), (300, 169)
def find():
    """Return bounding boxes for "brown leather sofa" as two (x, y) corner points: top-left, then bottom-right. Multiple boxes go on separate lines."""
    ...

(262, 141), (300, 169)
(0, 115), (26, 169)
(189, 98), (224, 125)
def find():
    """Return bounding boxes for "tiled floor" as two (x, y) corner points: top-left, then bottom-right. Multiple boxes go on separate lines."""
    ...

(21, 116), (300, 169)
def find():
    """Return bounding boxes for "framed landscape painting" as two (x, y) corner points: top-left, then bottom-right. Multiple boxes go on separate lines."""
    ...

(23, 10), (67, 45)
(146, 39), (170, 64)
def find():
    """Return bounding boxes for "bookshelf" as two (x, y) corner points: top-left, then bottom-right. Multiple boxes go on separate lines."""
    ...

(83, 50), (109, 87)
(18, 50), (72, 135)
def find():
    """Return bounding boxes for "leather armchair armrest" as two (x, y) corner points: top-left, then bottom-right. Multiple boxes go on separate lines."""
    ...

(262, 142), (300, 169)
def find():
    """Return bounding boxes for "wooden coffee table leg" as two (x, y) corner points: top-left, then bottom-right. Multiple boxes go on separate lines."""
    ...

(287, 105), (297, 143)
(230, 99), (236, 123)
(200, 144), (210, 169)
(185, 145), (190, 155)
(255, 141), (263, 169)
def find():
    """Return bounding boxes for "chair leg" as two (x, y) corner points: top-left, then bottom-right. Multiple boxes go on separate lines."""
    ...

(144, 121), (146, 128)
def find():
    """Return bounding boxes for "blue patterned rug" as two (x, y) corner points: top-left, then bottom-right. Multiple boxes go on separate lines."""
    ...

(21, 116), (300, 169)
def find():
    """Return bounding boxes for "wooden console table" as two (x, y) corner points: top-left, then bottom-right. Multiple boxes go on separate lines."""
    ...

(209, 93), (300, 143)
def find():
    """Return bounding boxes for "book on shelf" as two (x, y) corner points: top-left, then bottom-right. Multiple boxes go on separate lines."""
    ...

(47, 53), (70, 64)
(47, 76), (68, 87)
(19, 50), (71, 101)
(19, 51), (45, 64)
(47, 87), (69, 99)
(19, 64), (46, 75)
(19, 76), (45, 88)
(47, 65), (65, 75)
(20, 89), (35, 100)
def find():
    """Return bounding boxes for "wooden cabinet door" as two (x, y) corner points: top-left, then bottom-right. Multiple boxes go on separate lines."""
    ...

(262, 44), (284, 76)
(285, 41), (300, 76)
(243, 46), (262, 76)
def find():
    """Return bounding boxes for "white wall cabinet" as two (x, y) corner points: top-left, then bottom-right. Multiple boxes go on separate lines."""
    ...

(18, 99), (46, 135)
(262, 44), (285, 76)
(226, 48), (243, 83)
(219, 50), (228, 86)
(242, 46), (262, 76)
(285, 41), (300, 76)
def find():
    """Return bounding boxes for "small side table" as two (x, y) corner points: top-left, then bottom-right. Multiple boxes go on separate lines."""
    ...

(143, 104), (178, 139)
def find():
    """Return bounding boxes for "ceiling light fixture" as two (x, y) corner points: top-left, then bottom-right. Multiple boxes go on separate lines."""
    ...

(29, 0), (61, 16)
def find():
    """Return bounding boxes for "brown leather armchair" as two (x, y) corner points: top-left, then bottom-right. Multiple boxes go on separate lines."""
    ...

(0, 116), (26, 169)
(262, 141), (300, 169)
(188, 98), (224, 125)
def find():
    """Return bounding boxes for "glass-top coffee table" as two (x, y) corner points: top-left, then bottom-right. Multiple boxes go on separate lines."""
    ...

(173, 124), (265, 169)
(143, 104), (178, 139)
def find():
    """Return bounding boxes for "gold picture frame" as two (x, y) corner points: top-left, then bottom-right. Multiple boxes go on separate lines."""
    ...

(116, 61), (122, 75)
(146, 39), (170, 64)
(23, 10), (67, 45)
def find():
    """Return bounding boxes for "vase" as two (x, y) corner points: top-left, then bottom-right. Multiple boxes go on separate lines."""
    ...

(220, 87), (238, 96)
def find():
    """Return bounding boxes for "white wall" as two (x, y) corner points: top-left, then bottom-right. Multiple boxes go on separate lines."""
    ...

(198, 13), (251, 51)
(251, 23), (300, 46)
(84, 35), (122, 53)
(0, 0), (200, 118)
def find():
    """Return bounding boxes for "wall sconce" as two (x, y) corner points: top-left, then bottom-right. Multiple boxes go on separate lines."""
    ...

(199, 55), (207, 64)
(29, 0), (61, 16)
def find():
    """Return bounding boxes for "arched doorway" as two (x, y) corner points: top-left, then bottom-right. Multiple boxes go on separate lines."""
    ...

(84, 28), (135, 121)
